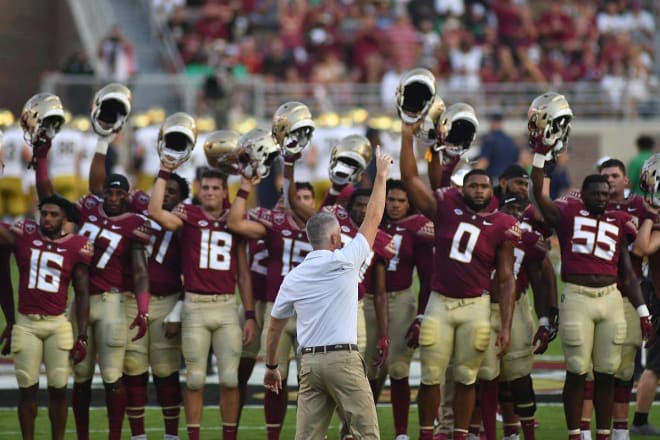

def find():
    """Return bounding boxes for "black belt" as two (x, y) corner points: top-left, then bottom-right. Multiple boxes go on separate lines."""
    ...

(301, 344), (358, 355)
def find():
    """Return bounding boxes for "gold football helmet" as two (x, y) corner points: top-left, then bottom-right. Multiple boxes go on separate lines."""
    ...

(528, 92), (573, 155)
(203, 129), (241, 174)
(640, 153), (660, 207)
(157, 112), (198, 168)
(328, 134), (373, 185)
(395, 67), (436, 125)
(91, 83), (132, 136)
(414, 97), (446, 148)
(236, 128), (281, 179)
(435, 102), (479, 157)
(20, 93), (66, 146)
(272, 101), (315, 155)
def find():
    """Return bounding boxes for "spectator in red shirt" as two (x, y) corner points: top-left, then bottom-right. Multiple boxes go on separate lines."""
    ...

(536, 4), (575, 50)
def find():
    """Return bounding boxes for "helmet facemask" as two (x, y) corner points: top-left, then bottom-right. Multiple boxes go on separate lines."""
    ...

(396, 68), (436, 125)
(282, 125), (314, 156)
(91, 85), (132, 137)
(329, 156), (363, 186)
(157, 112), (197, 168)
(34, 115), (65, 146)
(237, 129), (281, 179)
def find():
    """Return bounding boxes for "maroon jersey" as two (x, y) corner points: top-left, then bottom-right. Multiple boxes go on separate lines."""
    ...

(381, 214), (434, 291)
(555, 197), (636, 279)
(521, 204), (554, 238)
(607, 194), (649, 279)
(249, 239), (268, 302)
(322, 204), (396, 298)
(432, 187), (521, 298)
(513, 230), (547, 294)
(126, 190), (182, 296)
(0, 222), (12, 304)
(173, 204), (238, 294)
(76, 194), (152, 293)
(11, 219), (93, 315)
(249, 207), (312, 302)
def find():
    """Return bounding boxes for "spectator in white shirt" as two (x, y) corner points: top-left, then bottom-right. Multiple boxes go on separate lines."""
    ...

(264, 147), (393, 439)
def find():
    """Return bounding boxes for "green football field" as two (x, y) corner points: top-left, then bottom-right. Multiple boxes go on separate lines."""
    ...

(0, 404), (659, 439)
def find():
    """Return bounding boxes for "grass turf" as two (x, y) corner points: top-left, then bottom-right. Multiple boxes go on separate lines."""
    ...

(0, 404), (659, 439)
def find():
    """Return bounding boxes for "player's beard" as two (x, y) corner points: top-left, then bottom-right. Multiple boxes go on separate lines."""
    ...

(464, 196), (491, 212)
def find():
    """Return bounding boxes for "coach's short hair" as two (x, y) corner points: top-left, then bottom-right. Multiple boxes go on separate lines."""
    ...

(306, 212), (339, 250)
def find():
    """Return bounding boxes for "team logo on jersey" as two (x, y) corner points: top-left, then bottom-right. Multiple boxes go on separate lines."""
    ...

(198, 220), (208, 227)
(336, 209), (348, 220)
(341, 225), (351, 233)
(273, 212), (286, 225)
(89, 215), (97, 222)
(138, 193), (149, 205)
(282, 229), (292, 237)
(32, 239), (42, 246)
(25, 223), (37, 234)
(454, 208), (463, 215)
(579, 210), (589, 216)
(84, 198), (97, 210)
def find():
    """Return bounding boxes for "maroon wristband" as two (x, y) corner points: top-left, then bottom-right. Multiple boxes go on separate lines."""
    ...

(157, 169), (171, 180)
(244, 310), (256, 321)
(236, 188), (250, 199)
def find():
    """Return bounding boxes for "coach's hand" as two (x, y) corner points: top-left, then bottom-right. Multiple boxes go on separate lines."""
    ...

(0, 324), (12, 355)
(373, 335), (389, 368)
(130, 312), (149, 342)
(264, 367), (282, 395)
(405, 315), (423, 348)
(70, 335), (88, 364)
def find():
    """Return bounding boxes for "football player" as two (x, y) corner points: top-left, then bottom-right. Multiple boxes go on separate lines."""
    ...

(148, 140), (257, 440)
(628, 154), (660, 437)
(400, 119), (519, 440)
(227, 177), (316, 439)
(0, 195), (91, 440)
(529, 94), (653, 440)
(379, 178), (434, 439)
(88, 118), (191, 440)
(0, 112), (31, 219)
(31, 93), (152, 440)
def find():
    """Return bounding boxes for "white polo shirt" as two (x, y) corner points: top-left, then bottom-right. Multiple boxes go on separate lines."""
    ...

(271, 232), (370, 350)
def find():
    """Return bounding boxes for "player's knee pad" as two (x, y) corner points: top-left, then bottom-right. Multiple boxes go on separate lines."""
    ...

(454, 364), (479, 386)
(55, 322), (74, 351)
(151, 356), (180, 378)
(47, 366), (70, 389)
(419, 317), (439, 347)
(478, 364), (499, 382)
(218, 365), (239, 388)
(614, 378), (633, 403)
(472, 323), (491, 352)
(73, 359), (95, 383)
(123, 350), (149, 376)
(186, 368), (206, 391)
(388, 360), (410, 380)
(100, 365), (123, 384)
(512, 378), (536, 418)
(14, 368), (35, 389)
(104, 319), (127, 348)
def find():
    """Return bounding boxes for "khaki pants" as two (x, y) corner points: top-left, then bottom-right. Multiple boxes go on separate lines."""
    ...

(296, 350), (379, 439)
(615, 297), (643, 381)
(262, 302), (298, 379)
(124, 293), (181, 377)
(420, 292), (491, 385)
(559, 283), (626, 375)
(364, 288), (416, 380)
(12, 313), (72, 388)
(73, 292), (127, 384)
(182, 292), (241, 390)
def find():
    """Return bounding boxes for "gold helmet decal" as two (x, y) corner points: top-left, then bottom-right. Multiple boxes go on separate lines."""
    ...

(528, 92), (573, 155)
